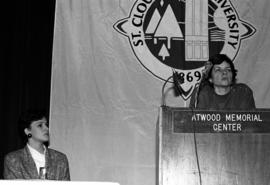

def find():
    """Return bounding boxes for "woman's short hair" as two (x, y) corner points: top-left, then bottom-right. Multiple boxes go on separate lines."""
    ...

(207, 54), (238, 83)
(18, 110), (48, 143)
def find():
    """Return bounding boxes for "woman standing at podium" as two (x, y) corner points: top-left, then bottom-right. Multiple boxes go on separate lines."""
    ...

(3, 110), (70, 180)
(189, 54), (256, 110)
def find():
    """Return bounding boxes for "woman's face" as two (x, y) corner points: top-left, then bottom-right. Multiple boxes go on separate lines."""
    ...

(26, 117), (49, 143)
(210, 61), (233, 87)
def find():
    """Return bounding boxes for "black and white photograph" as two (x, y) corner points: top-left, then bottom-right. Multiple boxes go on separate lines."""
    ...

(1, 0), (270, 185)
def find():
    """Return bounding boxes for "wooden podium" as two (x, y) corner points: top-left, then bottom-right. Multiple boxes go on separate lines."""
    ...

(158, 106), (270, 185)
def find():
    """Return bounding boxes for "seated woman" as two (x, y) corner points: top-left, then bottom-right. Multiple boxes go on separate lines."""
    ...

(3, 110), (70, 180)
(189, 54), (256, 110)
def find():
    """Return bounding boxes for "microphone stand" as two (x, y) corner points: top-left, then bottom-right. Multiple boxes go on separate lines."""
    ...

(191, 76), (205, 185)
(192, 62), (212, 185)
(194, 77), (204, 109)
(194, 61), (212, 108)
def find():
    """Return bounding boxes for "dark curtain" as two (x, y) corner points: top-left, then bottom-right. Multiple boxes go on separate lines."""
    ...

(0, 0), (55, 178)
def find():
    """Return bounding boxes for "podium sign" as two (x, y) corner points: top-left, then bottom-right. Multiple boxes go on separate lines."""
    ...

(165, 107), (270, 133)
(158, 106), (270, 185)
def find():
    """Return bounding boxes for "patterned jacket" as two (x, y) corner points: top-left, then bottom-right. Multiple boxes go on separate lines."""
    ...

(3, 146), (70, 180)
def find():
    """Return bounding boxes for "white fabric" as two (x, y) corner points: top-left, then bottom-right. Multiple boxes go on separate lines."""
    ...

(27, 144), (46, 174)
(49, 0), (270, 185)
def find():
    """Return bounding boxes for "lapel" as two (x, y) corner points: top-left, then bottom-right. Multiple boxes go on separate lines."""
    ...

(45, 148), (55, 179)
(21, 146), (39, 179)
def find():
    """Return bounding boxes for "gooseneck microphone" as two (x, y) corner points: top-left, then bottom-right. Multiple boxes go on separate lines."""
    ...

(201, 61), (213, 81)
(194, 61), (213, 108)
(161, 69), (185, 106)
(172, 69), (185, 97)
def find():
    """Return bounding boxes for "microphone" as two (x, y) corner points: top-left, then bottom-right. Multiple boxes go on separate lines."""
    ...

(172, 70), (184, 96)
(200, 61), (213, 82)
(161, 70), (184, 106)
(194, 61), (213, 108)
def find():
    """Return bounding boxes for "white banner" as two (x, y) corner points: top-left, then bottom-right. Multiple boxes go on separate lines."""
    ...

(50, 0), (270, 184)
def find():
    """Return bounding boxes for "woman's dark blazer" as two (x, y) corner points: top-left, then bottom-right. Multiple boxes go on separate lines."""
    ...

(3, 146), (70, 180)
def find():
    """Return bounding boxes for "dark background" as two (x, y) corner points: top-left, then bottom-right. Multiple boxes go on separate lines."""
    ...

(0, 0), (55, 178)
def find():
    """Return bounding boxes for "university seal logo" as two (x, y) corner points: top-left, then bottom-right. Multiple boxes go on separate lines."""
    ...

(114, 0), (256, 100)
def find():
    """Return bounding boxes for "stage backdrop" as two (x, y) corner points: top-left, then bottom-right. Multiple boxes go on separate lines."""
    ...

(50, 0), (270, 184)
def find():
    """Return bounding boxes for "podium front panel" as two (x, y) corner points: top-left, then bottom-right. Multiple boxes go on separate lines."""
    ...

(158, 106), (270, 185)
